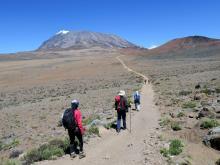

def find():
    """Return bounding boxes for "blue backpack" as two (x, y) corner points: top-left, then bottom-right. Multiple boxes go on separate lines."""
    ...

(134, 94), (140, 102)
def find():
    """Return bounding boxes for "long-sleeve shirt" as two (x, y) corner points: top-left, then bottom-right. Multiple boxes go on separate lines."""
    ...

(73, 108), (84, 134)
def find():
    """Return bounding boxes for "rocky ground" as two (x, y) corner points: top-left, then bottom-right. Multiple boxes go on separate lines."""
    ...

(0, 49), (143, 160)
(126, 55), (220, 164)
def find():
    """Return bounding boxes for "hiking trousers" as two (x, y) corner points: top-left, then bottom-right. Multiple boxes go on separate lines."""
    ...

(68, 128), (83, 154)
(117, 110), (126, 131)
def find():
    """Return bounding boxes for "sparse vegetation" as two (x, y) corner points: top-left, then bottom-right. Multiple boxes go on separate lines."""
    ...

(0, 139), (20, 151)
(0, 158), (21, 165)
(104, 120), (116, 129)
(22, 138), (69, 164)
(87, 126), (100, 137)
(177, 112), (185, 118)
(159, 117), (171, 127)
(169, 139), (184, 155)
(160, 139), (184, 157)
(179, 90), (192, 96)
(171, 122), (182, 131)
(83, 115), (100, 125)
(182, 101), (197, 109)
(200, 118), (220, 129)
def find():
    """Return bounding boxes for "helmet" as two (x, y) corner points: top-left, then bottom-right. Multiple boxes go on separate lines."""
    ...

(71, 99), (79, 109)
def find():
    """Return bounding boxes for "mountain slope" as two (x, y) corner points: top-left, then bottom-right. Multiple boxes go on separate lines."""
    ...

(38, 30), (138, 51)
(147, 36), (220, 58)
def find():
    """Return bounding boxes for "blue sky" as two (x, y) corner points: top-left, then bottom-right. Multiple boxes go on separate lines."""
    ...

(0, 0), (220, 53)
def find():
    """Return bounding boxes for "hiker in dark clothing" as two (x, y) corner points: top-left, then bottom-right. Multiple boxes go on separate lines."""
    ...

(115, 90), (128, 133)
(62, 100), (85, 159)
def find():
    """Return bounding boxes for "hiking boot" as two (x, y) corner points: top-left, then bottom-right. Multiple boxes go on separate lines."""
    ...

(70, 152), (77, 158)
(79, 151), (86, 159)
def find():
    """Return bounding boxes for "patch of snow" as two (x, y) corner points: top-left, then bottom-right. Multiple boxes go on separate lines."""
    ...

(148, 45), (158, 49)
(56, 30), (70, 35)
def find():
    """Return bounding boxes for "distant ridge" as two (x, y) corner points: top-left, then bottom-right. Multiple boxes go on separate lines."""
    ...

(146, 35), (220, 58)
(38, 30), (138, 51)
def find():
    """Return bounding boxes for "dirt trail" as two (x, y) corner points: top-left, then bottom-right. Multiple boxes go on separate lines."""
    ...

(39, 56), (164, 165)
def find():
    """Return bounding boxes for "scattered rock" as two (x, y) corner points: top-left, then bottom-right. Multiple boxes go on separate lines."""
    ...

(9, 149), (23, 158)
(197, 107), (216, 119)
(193, 93), (202, 100)
(195, 83), (201, 89)
(203, 126), (220, 151)
(188, 113), (195, 118)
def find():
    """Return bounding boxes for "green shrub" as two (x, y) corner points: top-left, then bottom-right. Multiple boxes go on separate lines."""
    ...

(160, 148), (169, 157)
(160, 139), (184, 157)
(171, 122), (182, 131)
(216, 158), (220, 165)
(0, 139), (20, 151)
(177, 112), (185, 118)
(182, 101), (196, 109)
(0, 159), (21, 165)
(200, 119), (220, 129)
(169, 139), (184, 155)
(87, 126), (100, 136)
(23, 138), (68, 164)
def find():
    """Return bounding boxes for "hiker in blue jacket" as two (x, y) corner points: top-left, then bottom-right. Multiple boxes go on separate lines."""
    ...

(134, 91), (141, 111)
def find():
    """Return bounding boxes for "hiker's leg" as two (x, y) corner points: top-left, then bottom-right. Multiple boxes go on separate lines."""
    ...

(117, 111), (121, 131)
(122, 111), (126, 129)
(76, 131), (83, 152)
(68, 129), (76, 154)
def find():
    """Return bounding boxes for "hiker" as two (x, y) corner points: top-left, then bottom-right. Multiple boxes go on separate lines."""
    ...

(62, 100), (86, 159)
(133, 91), (141, 111)
(144, 79), (147, 84)
(115, 90), (128, 133)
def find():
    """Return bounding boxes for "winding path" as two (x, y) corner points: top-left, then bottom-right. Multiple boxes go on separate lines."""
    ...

(38, 56), (164, 165)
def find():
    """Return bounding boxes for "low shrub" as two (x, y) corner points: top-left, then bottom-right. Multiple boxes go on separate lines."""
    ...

(182, 101), (196, 109)
(200, 119), (220, 129)
(160, 139), (184, 157)
(171, 122), (182, 131)
(160, 148), (169, 157)
(87, 126), (100, 137)
(0, 139), (20, 151)
(169, 139), (184, 155)
(0, 159), (21, 165)
(177, 112), (185, 118)
(23, 138), (68, 164)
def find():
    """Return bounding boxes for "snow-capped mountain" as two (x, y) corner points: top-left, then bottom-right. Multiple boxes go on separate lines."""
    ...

(38, 30), (138, 51)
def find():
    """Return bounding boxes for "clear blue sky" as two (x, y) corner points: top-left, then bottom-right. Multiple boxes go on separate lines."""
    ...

(1, 0), (220, 53)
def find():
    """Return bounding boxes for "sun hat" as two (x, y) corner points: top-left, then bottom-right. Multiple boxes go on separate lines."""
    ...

(118, 90), (126, 96)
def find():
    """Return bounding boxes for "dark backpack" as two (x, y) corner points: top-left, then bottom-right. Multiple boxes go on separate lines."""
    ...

(118, 96), (126, 111)
(62, 108), (77, 130)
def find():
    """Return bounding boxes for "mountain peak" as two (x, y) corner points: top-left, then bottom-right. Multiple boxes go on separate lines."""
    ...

(56, 30), (70, 35)
(38, 30), (138, 51)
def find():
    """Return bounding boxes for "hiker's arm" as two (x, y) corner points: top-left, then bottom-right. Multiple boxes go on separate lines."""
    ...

(75, 111), (84, 134)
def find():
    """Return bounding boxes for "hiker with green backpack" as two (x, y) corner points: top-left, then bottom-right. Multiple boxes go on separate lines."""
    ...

(62, 100), (86, 159)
